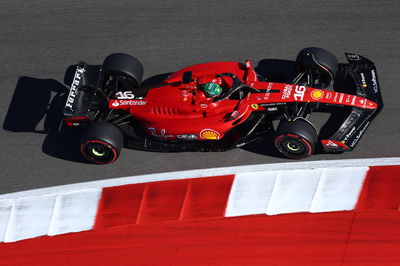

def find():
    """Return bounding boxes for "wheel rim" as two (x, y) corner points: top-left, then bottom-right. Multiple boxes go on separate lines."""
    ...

(81, 140), (117, 163)
(286, 141), (300, 152)
(275, 134), (313, 159)
(281, 138), (306, 155)
(91, 147), (106, 157)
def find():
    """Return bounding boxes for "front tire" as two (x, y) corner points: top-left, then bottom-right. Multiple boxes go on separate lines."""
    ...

(80, 122), (123, 164)
(274, 118), (318, 159)
(295, 47), (338, 89)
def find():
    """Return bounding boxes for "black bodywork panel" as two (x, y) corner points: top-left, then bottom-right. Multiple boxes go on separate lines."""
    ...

(326, 53), (382, 151)
(63, 64), (101, 118)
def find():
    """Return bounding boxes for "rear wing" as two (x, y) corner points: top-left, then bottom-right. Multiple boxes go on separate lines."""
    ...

(321, 53), (383, 152)
(62, 63), (101, 126)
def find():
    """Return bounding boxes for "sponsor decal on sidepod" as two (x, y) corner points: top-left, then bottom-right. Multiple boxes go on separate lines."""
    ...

(112, 100), (147, 107)
(200, 129), (221, 140)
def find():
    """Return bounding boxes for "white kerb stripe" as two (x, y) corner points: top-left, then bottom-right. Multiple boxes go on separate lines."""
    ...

(225, 167), (369, 217)
(310, 167), (368, 212)
(225, 171), (279, 217)
(4, 195), (56, 242)
(266, 169), (322, 215)
(48, 188), (101, 236)
(0, 200), (12, 242)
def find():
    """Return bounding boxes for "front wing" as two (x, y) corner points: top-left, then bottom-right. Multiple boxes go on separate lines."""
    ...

(321, 53), (383, 152)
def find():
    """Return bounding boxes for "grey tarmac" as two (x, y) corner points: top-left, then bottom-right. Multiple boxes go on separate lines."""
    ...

(0, 0), (399, 194)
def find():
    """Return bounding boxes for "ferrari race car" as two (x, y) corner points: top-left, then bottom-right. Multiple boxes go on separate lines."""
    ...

(62, 47), (383, 164)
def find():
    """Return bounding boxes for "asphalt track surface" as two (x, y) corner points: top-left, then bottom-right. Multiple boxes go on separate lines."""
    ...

(0, 0), (399, 194)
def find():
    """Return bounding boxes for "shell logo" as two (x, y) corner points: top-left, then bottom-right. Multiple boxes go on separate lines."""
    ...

(251, 104), (259, 110)
(200, 129), (221, 140)
(311, 89), (324, 100)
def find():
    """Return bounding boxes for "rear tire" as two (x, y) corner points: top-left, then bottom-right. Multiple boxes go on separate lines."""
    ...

(80, 122), (123, 164)
(274, 118), (318, 159)
(102, 53), (144, 89)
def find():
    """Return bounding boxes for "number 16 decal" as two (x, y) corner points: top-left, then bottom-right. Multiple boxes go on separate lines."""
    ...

(115, 91), (135, 99)
(293, 85), (306, 101)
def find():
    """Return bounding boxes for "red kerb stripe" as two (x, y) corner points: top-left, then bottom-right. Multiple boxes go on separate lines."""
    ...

(136, 180), (188, 224)
(94, 184), (145, 229)
(356, 165), (400, 211)
(94, 175), (234, 228)
(180, 175), (234, 219)
(3, 211), (399, 265)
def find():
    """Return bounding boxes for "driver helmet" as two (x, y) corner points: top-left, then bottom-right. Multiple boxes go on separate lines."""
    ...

(203, 82), (222, 98)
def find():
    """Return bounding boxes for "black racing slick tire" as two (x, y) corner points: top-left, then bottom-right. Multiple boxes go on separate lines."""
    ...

(80, 122), (123, 164)
(296, 47), (338, 76)
(295, 47), (338, 88)
(102, 53), (144, 88)
(274, 118), (318, 159)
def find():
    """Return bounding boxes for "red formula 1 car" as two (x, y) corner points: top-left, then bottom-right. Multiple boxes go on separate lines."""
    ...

(62, 47), (382, 164)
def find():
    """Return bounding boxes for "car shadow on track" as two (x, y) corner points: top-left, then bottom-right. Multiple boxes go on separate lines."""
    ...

(2, 75), (86, 162)
(2, 69), (178, 163)
(241, 134), (289, 159)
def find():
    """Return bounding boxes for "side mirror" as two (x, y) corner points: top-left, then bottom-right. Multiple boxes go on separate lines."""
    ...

(182, 71), (193, 84)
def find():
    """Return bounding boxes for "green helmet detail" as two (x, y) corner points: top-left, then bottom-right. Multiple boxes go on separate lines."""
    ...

(203, 82), (222, 97)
